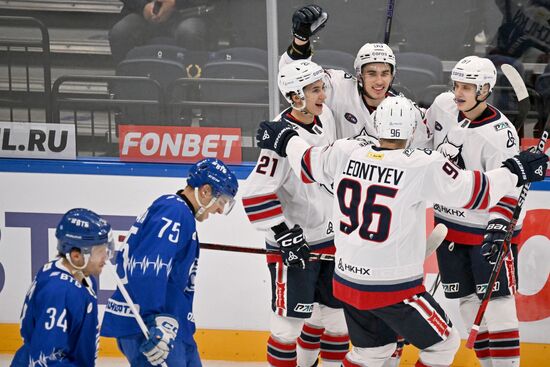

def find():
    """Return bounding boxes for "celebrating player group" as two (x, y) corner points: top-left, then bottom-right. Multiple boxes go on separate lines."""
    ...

(9, 3), (550, 367)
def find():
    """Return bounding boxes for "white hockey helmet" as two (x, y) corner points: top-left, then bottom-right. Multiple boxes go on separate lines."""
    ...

(451, 56), (497, 94)
(354, 43), (396, 76)
(278, 60), (325, 104)
(373, 96), (417, 140)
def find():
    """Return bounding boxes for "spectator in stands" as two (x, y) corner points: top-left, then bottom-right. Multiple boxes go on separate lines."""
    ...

(109, 0), (210, 64)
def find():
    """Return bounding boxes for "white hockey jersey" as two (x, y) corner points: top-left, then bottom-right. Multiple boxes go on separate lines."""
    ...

(283, 136), (519, 310)
(242, 106), (337, 260)
(279, 52), (430, 147)
(425, 92), (523, 245)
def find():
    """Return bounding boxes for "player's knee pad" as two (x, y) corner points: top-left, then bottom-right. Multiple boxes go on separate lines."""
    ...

(418, 326), (460, 366)
(318, 305), (348, 334)
(345, 343), (396, 367)
(459, 293), (481, 331)
(270, 312), (305, 343)
(484, 295), (519, 331)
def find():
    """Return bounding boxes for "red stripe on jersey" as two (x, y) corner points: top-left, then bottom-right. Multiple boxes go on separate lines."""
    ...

(242, 193), (278, 206)
(333, 280), (425, 310)
(479, 176), (490, 209)
(489, 206), (514, 220)
(500, 196), (518, 206)
(464, 171), (482, 209)
(246, 206), (283, 222)
(490, 330), (520, 340)
(301, 148), (315, 184)
(445, 226), (521, 245)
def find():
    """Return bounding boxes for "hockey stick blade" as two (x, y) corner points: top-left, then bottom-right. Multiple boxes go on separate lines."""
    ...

(425, 223), (448, 258)
(501, 64), (530, 131)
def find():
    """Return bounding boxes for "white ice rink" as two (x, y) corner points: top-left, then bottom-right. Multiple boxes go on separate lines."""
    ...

(0, 355), (266, 366)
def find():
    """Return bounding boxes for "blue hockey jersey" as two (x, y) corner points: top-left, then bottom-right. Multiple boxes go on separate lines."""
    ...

(11, 259), (99, 367)
(101, 192), (200, 344)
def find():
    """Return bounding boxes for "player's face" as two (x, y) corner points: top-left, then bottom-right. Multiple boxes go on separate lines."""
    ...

(196, 189), (235, 222)
(84, 244), (111, 277)
(303, 79), (326, 116)
(361, 63), (393, 102)
(452, 81), (478, 111)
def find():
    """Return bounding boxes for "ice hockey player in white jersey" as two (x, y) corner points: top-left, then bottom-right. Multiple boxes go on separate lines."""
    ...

(256, 96), (548, 367)
(279, 4), (429, 151)
(242, 59), (349, 367)
(424, 55), (527, 366)
(11, 208), (114, 367)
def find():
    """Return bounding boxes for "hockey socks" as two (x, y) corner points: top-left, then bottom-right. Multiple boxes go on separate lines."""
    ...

(268, 335), (297, 367)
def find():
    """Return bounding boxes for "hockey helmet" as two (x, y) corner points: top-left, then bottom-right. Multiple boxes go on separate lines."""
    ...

(56, 208), (114, 258)
(278, 60), (325, 104)
(188, 158), (239, 214)
(451, 56), (497, 94)
(354, 43), (396, 77)
(373, 96), (417, 140)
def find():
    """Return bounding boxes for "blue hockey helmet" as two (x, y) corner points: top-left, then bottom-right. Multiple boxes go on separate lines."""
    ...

(188, 158), (238, 198)
(187, 158), (239, 215)
(56, 208), (115, 258)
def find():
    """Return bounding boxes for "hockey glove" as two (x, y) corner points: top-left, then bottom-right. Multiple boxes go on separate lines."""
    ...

(257, 120), (298, 157)
(502, 149), (548, 187)
(480, 218), (509, 265)
(275, 224), (310, 269)
(292, 5), (328, 41)
(140, 314), (179, 366)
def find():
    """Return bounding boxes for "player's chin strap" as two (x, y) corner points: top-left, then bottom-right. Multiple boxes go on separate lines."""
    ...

(194, 187), (218, 218)
(291, 99), (313, 116)
(464, 89), (492, 113)
(64, 253), (90, 285)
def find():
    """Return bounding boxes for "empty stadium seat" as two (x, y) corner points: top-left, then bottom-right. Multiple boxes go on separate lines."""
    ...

(394, 52), (444, 106)
(314, 49), (355, 74)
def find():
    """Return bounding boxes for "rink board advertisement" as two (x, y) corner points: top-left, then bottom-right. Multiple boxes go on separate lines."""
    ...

(1, 159), (550, 345)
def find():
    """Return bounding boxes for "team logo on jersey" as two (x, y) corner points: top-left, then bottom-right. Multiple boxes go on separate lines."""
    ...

(442, 282), (460, 293)
(326, 221), (334, 235)
(294, 303), (314, 313)
(344, 113), (358, 124)
(367, 152), (384, 160)
(506, 130), (516, 148)
(437, 136), (465, 169)
(435, 121), (443, 131)
(494, 122), (510, 131)
(477, 281), (500, 294)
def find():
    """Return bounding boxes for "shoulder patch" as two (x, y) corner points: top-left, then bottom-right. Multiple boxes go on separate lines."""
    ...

(344, 113), (358, 124)
(435, 121), (443, 131)
(344, 72), (353, 79)
(494, 121), (511, 131)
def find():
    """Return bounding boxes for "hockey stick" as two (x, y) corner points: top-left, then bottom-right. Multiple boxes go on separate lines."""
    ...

(425, 223), (448, 258)
(107, 264), (169, 367)
(383, 0), (396, 44)
(465, 130), (549, 349)
(501, 64), (530, 131)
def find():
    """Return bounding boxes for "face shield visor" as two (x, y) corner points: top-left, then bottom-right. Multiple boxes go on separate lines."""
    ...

(213, 194), (236, 215)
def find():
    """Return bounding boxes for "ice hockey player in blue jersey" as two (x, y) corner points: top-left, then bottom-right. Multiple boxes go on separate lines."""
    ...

(10, 208), (115, 367)
(101, 158), (238, 367)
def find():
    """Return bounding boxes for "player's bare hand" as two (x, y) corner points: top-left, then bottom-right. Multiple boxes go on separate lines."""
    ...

(153, 0), (176, 23)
